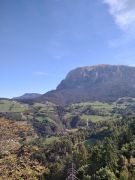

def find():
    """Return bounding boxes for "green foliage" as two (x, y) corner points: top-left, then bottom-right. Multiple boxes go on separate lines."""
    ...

(94, 166), (117, 180)
(0, 100), (29, 112)
(1, 99), (135, 179)
(120, 168), (129, 180)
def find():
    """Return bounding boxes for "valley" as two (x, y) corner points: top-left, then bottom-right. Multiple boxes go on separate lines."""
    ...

(0, 96), (135, 179)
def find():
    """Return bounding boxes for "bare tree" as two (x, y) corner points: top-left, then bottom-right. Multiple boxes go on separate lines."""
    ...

(66, 163), (79, 180)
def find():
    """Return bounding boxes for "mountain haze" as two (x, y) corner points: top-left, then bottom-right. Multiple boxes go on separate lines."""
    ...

(38, 65), (135, 105)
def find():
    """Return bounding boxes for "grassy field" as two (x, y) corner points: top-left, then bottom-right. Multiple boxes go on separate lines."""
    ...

(64, 101), (128, 123)
(0, 100), (29, 112)
(80, 114), (114, 122)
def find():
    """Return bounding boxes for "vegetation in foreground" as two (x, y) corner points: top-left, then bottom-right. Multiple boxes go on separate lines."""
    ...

(0, 116), (135, 179)
(0, 98), (135, 179)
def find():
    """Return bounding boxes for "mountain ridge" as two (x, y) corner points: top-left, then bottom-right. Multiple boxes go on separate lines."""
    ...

(13, 93), (42, 100)
(38, 64), (135, 105)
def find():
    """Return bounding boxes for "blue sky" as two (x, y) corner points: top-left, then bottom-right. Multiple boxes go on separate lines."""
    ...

(0, 0), (135, 98)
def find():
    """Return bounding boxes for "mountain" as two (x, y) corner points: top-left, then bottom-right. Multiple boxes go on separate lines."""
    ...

(13, 93), (42, 100)
(38, 64), (135, 105)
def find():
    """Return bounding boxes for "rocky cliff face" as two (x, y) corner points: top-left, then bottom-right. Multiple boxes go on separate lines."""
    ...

(39, 65), (135, 105)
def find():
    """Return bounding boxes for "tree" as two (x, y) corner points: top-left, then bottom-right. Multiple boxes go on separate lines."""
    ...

(66, 163), (79, 180)
(119, 168), (128, 180)
(94, 166), (117, 180)
(101, 138), (118, 172)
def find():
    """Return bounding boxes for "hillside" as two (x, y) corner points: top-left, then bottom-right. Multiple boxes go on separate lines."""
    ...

(0, 86), (135, 179)
(0, 118), (46, 179)
(1, 98), (135, 135)
(13, 93), (42, 100)
(0, 116), (135, 179)
(38, 65), (135, 105)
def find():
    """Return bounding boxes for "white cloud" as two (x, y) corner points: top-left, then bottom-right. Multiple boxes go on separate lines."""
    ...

(104, 0), (135, 33)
